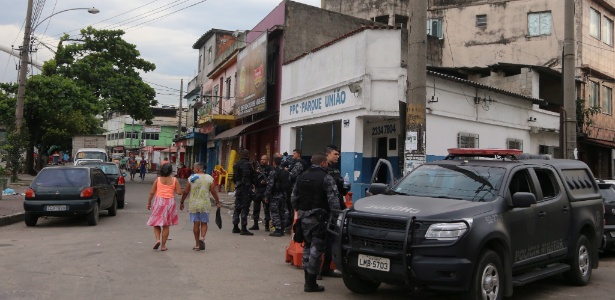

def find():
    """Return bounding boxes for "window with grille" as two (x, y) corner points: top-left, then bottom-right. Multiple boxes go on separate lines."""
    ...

(589, 81), (600, 108)
(507, 138), (523, 151)
(458, 132), (479, 148)
(528, 12), (552, 36)
(141, 132), (160, 141)
(603, 86), (612, 115)
(207, 46), (212, 64)
(476, 14), (487, 27)
(603, 16), (614, 46)
(539, 145), (558, 156)
(427, 18), (443, 39)
(591, 8), (601, 39)
(226, 77), (232, 99)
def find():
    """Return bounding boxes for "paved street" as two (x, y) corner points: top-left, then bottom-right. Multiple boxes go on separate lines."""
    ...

(2, 175), (615, 299)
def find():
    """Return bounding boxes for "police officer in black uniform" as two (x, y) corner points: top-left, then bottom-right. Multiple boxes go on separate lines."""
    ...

(291, 152), (341, 293)
(318, 145), (348, 279)
(264, 155), (290, 237)
(249, 155), (273, 231)
(232, 149), (255, 236)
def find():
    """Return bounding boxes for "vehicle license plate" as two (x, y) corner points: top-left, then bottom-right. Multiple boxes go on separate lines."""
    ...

(358, 254), (390, 272)
(46, 205), (67, 211)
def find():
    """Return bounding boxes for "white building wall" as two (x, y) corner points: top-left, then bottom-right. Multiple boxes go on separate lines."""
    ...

(425, 77), (560, 158)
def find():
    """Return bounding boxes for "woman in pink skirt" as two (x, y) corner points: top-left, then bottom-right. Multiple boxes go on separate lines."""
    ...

(147, 163), (182, 251)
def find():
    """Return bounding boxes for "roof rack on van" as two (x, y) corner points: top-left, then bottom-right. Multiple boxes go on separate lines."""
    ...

(445, 148), (522, 160)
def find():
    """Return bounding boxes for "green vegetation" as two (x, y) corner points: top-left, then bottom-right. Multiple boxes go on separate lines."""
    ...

(0, 27), (158, 175)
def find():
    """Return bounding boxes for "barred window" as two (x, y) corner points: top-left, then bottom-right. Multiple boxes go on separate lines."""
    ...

(528, 12), (552, 36)
(507, 138), (523, 151)
(458, 132), (479, 148)
(476, 14), (487, 27)
(539, 145), (558, 156)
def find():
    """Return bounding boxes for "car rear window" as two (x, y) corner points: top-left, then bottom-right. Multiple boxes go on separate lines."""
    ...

(86, 164), (119, 175)
(34, 169), (89, 187)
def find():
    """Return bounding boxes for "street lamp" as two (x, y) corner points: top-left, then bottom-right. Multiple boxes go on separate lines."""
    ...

(14, 4), (99, 132)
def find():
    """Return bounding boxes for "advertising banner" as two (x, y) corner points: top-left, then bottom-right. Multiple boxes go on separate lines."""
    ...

(236, 32), (267, 117)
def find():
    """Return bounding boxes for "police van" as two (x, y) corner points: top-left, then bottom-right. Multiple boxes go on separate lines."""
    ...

(330, 149), (604, 299)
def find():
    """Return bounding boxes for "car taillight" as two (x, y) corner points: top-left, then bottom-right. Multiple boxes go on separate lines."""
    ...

(25, 188), (35, 199)
(80, 187), (94, 198)
(118, 176), (125, 185)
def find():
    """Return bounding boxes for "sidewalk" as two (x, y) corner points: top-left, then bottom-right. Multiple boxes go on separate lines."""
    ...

(0, 174), (36, 226)
(0, 172), (238, 227)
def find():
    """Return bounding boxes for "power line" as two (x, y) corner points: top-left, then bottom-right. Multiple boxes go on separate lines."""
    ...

(124, 0), (207, 33)
(143, 80), (181, 91)
(102, 0), (189, 31)
(47, 0), (165, 38)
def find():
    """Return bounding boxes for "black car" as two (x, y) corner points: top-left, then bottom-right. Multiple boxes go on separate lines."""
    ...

(598, 180), (615, 251)
(24, 166), (118, 226)
(79, 162), (126, 208)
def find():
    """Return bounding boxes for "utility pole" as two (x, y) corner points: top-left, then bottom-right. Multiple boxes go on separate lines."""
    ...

(404, 0), (428, 174)
(177, 79), (183, 165)
(15, 0), (34, 132)
(563, 0), (577, 159)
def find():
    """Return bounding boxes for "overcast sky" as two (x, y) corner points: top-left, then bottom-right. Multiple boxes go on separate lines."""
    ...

(0, 0), (321, 106)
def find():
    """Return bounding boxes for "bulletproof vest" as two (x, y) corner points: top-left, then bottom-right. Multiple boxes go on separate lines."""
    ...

(233, 158), (250, 184)
(295, 167), (328, 212)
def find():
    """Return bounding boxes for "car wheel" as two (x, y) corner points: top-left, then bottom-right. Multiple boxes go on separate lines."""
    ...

(117, 196), (125, 209)
(464, 250), (503, 300)
(342, 269), (381, 294)
(24, 213), (38, 227)
(87, 202), (100, 226)
(108, 196), (117, 216)
(564, 234), (592, 286)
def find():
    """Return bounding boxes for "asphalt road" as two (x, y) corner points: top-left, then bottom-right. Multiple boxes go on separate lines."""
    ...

(2, 177), (615, 300)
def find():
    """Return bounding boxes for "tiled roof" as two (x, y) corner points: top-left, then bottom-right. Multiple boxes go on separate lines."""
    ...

(284, 25), (401, 65)
(427, 71), (544, 103)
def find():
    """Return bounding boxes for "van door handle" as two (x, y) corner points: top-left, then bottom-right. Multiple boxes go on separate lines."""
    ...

(538, 211), (547, 218)
(562, 206), (569, 213)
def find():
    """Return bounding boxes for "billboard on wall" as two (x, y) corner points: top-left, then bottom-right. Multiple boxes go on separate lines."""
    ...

(236, 32), (267, 118)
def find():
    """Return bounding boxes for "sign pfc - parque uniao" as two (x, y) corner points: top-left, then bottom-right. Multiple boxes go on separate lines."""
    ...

(286, 87), (352, 118)
(236, 33), (267, 118)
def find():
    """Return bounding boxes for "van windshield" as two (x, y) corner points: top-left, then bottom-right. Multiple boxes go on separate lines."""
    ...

(77, 151), (106, 160)
(393, 164), (506, 202)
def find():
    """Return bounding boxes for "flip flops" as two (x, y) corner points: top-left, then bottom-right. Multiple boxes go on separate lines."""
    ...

(199, 239), (205, 251)
(153, 241), (161, 250)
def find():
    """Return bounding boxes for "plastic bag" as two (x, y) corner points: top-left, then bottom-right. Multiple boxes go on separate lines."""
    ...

(215, 207), (222, 229)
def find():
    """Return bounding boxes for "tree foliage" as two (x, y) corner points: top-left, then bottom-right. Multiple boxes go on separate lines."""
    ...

(44, 26), (158, 122)
(576, 98), (601, 136)
(0, 27), (158, 175)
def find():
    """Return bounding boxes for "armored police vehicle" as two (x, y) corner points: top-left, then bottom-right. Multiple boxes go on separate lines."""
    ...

(330, 149), (604, 299)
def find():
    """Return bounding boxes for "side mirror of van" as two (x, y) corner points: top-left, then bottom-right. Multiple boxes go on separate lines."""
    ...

(512, 192), (537, 208)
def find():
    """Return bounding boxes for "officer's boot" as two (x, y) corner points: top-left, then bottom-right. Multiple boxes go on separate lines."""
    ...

(232, 224), (241, 234)
(269, 228), (284, 237)
(240, 225), (254, 236)
(264, 220), (270, 232)
(248, 220), (259, 230)
(304, 272), (325, 292)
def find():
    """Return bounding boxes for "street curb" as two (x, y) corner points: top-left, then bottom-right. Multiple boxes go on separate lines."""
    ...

(0, 212), (24, 226)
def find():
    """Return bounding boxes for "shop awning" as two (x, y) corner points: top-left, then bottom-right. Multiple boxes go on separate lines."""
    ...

(581, 137), (615, 149)
(159, 146), (186, 153)
(213, 119), (265, 140)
